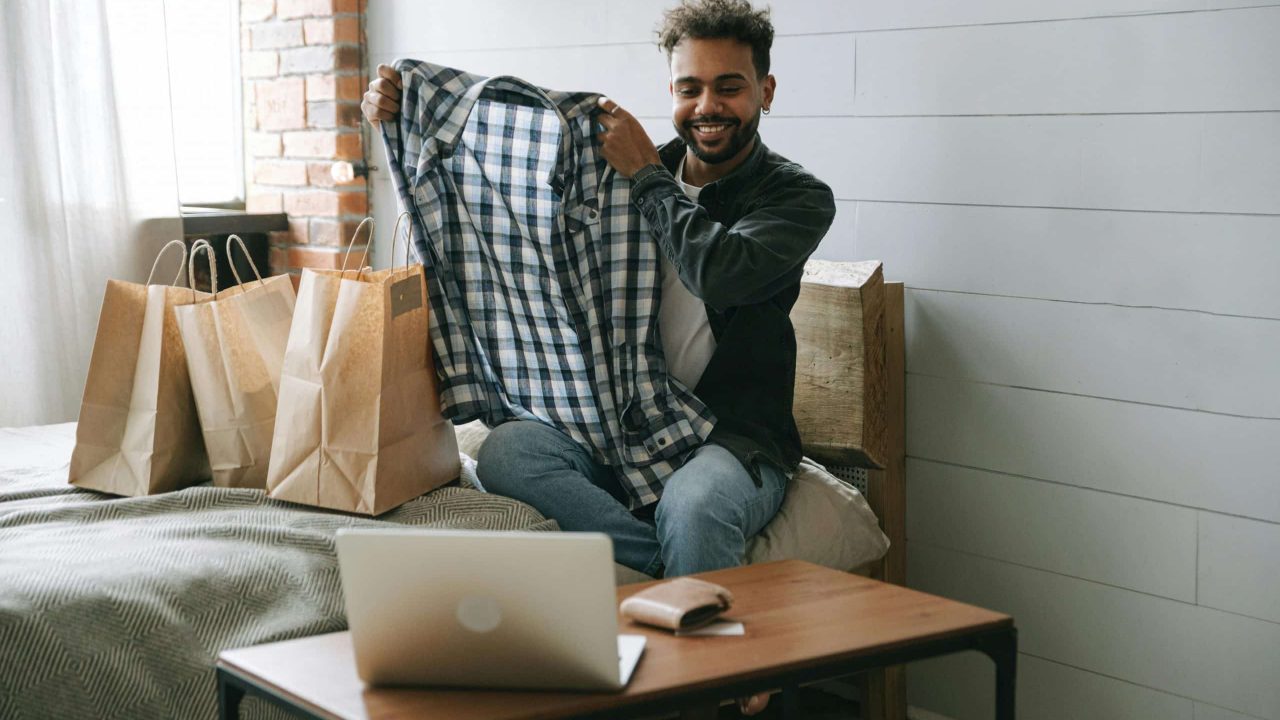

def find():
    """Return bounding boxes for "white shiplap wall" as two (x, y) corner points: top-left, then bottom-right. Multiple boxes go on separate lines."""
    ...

(364, 3), (1280, 719)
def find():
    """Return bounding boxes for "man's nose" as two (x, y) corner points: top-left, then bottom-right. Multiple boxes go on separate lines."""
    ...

(695, 91), (721, 116)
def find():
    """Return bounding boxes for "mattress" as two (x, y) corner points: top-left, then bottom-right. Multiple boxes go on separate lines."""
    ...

(0, 423), (555, 719)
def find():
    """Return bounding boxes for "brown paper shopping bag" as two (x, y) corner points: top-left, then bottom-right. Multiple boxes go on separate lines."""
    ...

(266, 215), (459, 515)
(174, 237), (296, 489)
(69, 240), (212, 495)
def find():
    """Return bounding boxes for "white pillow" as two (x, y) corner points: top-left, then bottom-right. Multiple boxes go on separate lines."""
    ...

(746, 457), (890, 572)
(454, 420), (491, 461)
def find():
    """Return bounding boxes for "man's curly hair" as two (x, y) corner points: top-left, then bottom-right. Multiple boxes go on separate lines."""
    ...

(657, 0), (774, 78)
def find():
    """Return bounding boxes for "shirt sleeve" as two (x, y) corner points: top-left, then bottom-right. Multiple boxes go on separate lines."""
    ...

(629, 163), (837, 311)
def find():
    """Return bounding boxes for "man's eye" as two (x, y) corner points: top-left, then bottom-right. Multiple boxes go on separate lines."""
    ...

(719, 86), (743, 94)
(677, 88), (698, 97)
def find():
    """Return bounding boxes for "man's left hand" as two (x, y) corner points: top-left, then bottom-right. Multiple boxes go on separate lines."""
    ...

(595, 97), (661, 178)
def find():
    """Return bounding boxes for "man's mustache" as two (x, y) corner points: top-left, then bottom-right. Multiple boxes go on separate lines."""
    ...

(683, 116), (740, 128)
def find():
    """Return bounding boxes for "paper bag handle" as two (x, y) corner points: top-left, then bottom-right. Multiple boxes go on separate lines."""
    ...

(188, 240), (218, 299)
(339, 217), (375, 279)
(389, 210), (416, 268)
(225, 234), (266, 287)
(145, 239), (189, 287)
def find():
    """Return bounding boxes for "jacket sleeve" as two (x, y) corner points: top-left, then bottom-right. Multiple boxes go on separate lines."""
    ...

(630, 164), (836, 311)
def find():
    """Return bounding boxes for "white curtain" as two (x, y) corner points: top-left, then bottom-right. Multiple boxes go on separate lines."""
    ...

(0, 0), (183, 426)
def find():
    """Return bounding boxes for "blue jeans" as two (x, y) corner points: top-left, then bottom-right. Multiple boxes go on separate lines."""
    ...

(475, 421), (788, 578)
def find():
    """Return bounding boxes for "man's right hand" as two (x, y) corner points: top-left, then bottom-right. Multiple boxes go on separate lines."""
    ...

(362, 63), (402, 126)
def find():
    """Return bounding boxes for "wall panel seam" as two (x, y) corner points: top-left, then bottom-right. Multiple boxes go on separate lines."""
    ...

(367, 4), (1280, 54)
(1015, 650), (1259, 716)
(915, 542), (1280, 627)
(905, 286), (1280, 323)
(910, 539), (1196, 605)
(623, 110), (1280, 120)
(907, 371), (1280, 421)
(823, 198), (1280, 219)
(800, 5), (1280, 36)
(905, 456), (1280, 528)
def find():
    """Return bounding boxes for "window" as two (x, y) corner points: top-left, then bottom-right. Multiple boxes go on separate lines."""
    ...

(164, 1), (243, 207)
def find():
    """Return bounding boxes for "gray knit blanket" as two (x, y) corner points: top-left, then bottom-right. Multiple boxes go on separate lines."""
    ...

(0, 424), (556, 719)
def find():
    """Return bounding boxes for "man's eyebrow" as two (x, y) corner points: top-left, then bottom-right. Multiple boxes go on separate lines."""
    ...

(673, 73), (750, 84)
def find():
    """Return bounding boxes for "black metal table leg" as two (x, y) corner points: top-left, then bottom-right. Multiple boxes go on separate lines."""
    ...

(218, 668), (245, 720)
(779, 683), (801, 719)
(975, 627), (1018, 720)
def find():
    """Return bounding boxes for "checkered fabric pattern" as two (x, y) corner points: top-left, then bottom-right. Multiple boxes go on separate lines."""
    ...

(379, 60), (715, 508)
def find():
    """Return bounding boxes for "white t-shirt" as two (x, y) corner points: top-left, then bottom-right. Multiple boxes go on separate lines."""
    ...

(659, 157), (717, 389)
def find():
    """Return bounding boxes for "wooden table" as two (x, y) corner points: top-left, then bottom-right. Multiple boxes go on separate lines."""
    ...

(217, 560), (1017, 719)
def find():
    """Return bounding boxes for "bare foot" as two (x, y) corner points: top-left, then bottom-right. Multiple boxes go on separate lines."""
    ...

(738, 692), (770, 716)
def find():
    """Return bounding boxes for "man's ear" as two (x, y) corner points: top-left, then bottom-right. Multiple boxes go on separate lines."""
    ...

(669, 78), (675, 98)
(762, 74), (776, 108)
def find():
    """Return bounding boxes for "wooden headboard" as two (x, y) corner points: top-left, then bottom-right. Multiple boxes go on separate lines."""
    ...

(792, 260), (907, 719)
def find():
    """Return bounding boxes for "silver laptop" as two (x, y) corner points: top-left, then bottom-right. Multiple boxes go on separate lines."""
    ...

(335, 528), (646, 692)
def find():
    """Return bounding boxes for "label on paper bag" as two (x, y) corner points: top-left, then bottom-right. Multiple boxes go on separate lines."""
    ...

(390, 275), (423, 318)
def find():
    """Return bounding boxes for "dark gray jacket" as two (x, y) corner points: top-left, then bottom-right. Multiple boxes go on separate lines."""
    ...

(630, 135), (837, 484)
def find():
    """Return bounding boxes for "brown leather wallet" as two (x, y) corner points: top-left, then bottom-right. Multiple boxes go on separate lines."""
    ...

(619, 577), (734, 632)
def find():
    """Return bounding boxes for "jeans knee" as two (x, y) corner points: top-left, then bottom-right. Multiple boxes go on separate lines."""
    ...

(655, 483), (739, 535)
(475, 420), (584, 496)
(475, 421), (538, 494)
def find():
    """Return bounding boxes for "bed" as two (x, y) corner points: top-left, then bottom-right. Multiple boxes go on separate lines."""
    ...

(0, 260), (905, 720)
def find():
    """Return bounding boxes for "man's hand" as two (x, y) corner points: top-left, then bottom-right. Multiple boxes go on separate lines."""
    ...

(362, 63), (402, 126)
(595, 97), (661, 178)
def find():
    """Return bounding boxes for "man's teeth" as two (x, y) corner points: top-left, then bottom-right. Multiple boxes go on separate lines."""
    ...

(694, 124), (728, 134)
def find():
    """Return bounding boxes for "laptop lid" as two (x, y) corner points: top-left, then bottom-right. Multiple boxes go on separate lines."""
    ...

(335, 528), (643, 692)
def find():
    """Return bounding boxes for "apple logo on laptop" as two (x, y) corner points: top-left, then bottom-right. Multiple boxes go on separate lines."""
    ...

(456, 595), (502, 633)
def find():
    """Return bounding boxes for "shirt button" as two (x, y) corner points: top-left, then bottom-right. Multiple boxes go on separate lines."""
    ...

(658, 437), (668, 447)
(587, 209), (598, 220)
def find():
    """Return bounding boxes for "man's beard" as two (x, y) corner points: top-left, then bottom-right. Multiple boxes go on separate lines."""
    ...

(675, 111), (760, 165)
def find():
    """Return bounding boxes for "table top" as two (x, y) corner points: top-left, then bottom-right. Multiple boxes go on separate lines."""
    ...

(218, 560), (1012, 720)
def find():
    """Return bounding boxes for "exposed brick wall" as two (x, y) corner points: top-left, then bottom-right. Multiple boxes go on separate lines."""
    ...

(240, 0), (368, 285)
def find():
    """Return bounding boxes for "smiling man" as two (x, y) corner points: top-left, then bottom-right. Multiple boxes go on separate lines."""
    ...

(364, 0), (832, 714)
(481, 0), (835, 589)
(481, 0), (835, 572)
(364, 0), (833, 580)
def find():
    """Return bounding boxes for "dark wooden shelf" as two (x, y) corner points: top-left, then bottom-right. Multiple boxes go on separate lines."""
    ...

(181, 208), (288, 237)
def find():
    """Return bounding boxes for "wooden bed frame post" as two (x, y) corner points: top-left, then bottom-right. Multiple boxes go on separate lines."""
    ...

(792, 265), (907, 719)
(864, 281), (907, 720)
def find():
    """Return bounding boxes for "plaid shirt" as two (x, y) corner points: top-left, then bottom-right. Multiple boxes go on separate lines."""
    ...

(379, 60), (715, 508)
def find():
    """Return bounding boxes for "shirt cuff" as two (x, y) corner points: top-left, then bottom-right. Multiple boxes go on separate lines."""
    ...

(629, 163), (680, 210)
